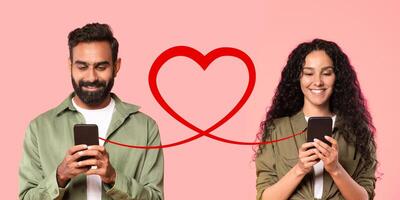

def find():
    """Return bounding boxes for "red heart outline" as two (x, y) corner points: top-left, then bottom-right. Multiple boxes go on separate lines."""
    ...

(99, 46), (307, 149)
(148, 46), (256, 145)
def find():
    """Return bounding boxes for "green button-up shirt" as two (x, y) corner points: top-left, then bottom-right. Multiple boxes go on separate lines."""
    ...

(19, 93), (164, 200)
(256, 111), (376, 200)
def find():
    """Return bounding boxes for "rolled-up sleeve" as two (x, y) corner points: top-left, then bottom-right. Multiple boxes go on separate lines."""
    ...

(255, 126), (277, 200)
(353, 147), (377, 200)
(104, 119), (164, 200)
(19, 121), (66, 200)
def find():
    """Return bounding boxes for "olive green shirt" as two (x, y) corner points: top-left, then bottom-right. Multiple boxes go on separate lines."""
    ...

(256, 111), (376, 200)
(19, 93), (164, 200)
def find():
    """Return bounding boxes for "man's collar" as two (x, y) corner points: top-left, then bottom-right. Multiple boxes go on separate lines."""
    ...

(112, 93), (141, 118)
(54, 93), (76, 115)
(55, 93), (140, 116)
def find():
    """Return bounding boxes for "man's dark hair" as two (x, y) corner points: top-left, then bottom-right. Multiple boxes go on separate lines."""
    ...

(68, 23), (119, 63)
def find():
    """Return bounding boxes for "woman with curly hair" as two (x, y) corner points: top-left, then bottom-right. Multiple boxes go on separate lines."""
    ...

(255, 39), (377, 200)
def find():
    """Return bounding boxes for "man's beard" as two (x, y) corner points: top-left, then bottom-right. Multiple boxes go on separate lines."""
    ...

(71, 76), (114, 105)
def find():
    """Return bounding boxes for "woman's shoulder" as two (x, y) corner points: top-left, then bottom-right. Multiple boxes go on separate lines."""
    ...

(266, 111), (307, 139)
(269, 111), (305, 129)
(271, 116), (291, 126)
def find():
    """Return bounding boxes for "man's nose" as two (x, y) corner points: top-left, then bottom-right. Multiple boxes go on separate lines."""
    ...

(86, 67), (98, 82)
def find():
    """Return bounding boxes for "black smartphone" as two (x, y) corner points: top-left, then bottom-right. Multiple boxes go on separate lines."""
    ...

(307, 117), (332, 145)
(73, 124), (99, 161)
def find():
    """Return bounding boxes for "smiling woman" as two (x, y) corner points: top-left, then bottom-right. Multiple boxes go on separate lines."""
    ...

(300, 50), (336, 116)
(255, 39), (377, 200)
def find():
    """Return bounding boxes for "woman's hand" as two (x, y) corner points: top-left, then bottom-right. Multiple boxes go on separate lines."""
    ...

(313, 136), (341, 174)
(295, 142), (319, 176)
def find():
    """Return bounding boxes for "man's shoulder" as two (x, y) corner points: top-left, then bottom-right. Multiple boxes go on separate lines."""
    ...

(132, 110), (156, 122)
(28, 94), (74, 127)
(115, 98), (157, 125)
(29, 105), (63, 126)
(126, 104), (155, 121)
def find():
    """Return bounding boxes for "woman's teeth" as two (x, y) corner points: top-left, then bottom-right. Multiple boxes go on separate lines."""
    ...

(310, 89), (325, 94)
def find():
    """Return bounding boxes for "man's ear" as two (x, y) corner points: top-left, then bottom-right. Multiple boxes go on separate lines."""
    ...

(68, 57), (72, 71)
(113, 58), (121, 77)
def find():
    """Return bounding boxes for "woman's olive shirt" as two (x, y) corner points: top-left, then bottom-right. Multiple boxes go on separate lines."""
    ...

(256, 111), (376, 200)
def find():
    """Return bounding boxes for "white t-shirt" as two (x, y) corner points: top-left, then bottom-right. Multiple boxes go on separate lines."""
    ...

(72, 98), (115, 200)
(304, 115), (336, 199)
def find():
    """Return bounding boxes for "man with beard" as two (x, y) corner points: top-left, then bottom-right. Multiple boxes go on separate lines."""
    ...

(19, 23), (164, 200)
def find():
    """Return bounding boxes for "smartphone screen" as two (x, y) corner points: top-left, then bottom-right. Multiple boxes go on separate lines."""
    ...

(307, 117), (333, 145)
(73, 124), (99, 161)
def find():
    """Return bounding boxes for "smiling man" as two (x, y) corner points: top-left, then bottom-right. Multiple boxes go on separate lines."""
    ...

(19, 23), (164, 200)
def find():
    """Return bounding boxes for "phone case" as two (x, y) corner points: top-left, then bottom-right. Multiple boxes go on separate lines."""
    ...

(307, 117), (333, 144)
(73, 124), (99, 161)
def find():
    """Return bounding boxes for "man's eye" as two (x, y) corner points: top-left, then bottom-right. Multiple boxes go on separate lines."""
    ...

(96, 65), (107, 71)
(76, 65), (87, 70)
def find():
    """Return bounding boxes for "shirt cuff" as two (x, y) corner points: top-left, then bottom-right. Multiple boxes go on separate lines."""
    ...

(104, 171), (144, 199)
(42, 169), (67, 199)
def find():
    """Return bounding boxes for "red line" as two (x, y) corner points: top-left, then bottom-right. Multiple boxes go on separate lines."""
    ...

(99, 129), (306, 149)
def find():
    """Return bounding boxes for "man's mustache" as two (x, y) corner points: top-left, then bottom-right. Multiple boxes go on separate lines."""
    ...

(79, 80), (106, 88)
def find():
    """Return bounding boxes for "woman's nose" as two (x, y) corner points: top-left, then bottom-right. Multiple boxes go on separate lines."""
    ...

(313, 75), (323, 86)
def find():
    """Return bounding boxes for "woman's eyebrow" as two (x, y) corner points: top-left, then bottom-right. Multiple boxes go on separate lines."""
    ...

(302, 66), (334, 70)
(322, 66), (334, 70)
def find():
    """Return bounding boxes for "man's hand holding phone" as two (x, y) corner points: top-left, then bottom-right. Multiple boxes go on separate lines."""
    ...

(84, 145), (116, 185)
(56, 144), (90, 187)
(56, 124), (116, 187)
(56, 145), (117, 187)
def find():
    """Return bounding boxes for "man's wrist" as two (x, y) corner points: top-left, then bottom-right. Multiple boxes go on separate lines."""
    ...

(56, 166), (69, 188)
(103, 169), (117, 185)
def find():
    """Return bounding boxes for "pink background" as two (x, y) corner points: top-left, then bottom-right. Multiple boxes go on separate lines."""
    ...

(1, 0), (399, 199)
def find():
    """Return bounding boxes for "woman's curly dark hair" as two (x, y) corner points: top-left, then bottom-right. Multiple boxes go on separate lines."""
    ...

(256, 38), (376, 167)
